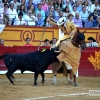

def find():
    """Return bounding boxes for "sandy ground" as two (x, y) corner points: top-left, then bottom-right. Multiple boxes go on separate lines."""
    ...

(0, 74), (100, 100)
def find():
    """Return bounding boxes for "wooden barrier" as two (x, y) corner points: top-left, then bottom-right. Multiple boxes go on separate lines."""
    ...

(0, 26), (100, 46)
(0, 46), (100, 76)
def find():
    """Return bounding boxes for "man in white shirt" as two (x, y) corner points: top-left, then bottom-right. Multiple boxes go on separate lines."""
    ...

(80, 6), (89, 21)
(86, 37), (99, 47)
(8, 3), (18, 25)
(10, 0), (20, 10)
(24, 10), (38, 26)
(90, 0), (100, 13)
(14, 12), (26, 25)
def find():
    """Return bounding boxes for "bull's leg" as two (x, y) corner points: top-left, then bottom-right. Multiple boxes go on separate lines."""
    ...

(40, 72), (45, 84)
(6, 71), (14, 85)
(11, 74), (15, 81)
(34, 72), (39, 86)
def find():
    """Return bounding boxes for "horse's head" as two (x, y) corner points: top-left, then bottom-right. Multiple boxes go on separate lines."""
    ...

(72, 29), (86, 50)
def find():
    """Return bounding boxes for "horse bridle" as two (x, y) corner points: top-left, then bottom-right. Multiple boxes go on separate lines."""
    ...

(71, 39), (80, 48)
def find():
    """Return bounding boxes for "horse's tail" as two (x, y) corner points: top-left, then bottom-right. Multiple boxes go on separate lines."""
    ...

(0, 53), (8, 60)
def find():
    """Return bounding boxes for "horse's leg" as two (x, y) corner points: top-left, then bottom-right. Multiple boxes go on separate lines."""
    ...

(53, 75), (57, 84)
(40, 72), (45, 85)
(34, 72), (39, 86)
(73, 75), (79, 87)
(67, 69), (74, 85)
(66, 75), (70, 82)
(52, 71), (57, 85)
(52, 62), (62, 85)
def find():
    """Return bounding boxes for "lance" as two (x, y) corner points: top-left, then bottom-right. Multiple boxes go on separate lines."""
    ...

(38, 24), (46, 51)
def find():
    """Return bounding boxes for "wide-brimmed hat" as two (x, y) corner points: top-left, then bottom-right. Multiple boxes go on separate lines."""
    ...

(57, 17), (66, 26)
(88, 37), (96, 42)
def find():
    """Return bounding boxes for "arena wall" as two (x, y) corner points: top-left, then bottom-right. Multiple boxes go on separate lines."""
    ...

(0, 26), (100, 46)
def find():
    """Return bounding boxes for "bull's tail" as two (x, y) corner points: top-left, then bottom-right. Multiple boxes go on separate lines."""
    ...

(0, 53), (8, 60)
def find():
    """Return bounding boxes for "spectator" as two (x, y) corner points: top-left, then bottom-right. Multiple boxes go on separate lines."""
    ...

(63, 6), (70, 17)
(74, 0), (82, 12)
(0, 3), (9, 25)
(90, 0), (100, 13)
(50, 38), (57, 49)
(10, 0), (20, 10)
(93, 16), (100, 28)
(54, 6), (60, 21)
(36, 13), (44, 26)
(41, 0), (48, 12)
(28, 4), (35, 15)
(20, 0), (26, 5)
(90, 8), (100, 20)
(32, 0), (41, 5)
(71, 6), (79, 17)
(84, 14), (93, 28)
(41, 39), (50, 46)
(82, 1), (91, 14)
(46, 12), (54, 26)
(17, 4), (26, 15)
(56, 0), (63, 11)
(36, 3), (45, 20)
(24, 10), (38, 26)
(86, 37), (99, 47)
(63, 0), (72, 12)
(73, 12), (83, 27)
(2, 0), (10, 5)
(67, 13), (74, 22)
(26, 0), (36, 11)
(59, 11), (64, 18)
(80, 6), (89, 27)
(46, 6), (55, 18)
(0, 0), (4, 8)
(24, 37), (33, 46)
(53, 0), (59, 9)
(0, 38), (4, 46)
(48, 0), (54, 10)
(14, 12), (26, 25)
(8, 3), (18, 25)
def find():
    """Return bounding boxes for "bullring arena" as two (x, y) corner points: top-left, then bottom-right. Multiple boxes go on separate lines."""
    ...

(0, 26), (100, 100)
(0, 73), (100, 100)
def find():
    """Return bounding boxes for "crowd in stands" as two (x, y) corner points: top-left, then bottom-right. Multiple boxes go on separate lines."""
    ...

(0, 0), (100, 28)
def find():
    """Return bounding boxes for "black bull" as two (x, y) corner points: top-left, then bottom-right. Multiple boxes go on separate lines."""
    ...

(0, 49), (59, 85)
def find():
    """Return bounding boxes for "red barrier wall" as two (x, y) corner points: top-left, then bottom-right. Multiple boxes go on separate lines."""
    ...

(0, 46), (100, 76)
(79, 48), (100, 77)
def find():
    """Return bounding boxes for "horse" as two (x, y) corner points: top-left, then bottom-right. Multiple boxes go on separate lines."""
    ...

(52, 29), (86, 87)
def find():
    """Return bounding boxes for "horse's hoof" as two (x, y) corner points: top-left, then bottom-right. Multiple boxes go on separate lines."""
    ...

(68, 81), (74, 85)
(41, 82), (44, 86)
(52, 82), (56, 85)
(74, 83), (79, 87)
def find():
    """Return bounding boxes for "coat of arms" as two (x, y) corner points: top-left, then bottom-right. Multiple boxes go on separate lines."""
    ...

(88, 51), (100, 70)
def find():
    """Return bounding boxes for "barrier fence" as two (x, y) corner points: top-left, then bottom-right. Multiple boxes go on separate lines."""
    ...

(0, 46), (100, 76)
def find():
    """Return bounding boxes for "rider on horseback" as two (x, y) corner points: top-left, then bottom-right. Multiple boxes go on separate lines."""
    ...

(47, 16), (79, 86)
